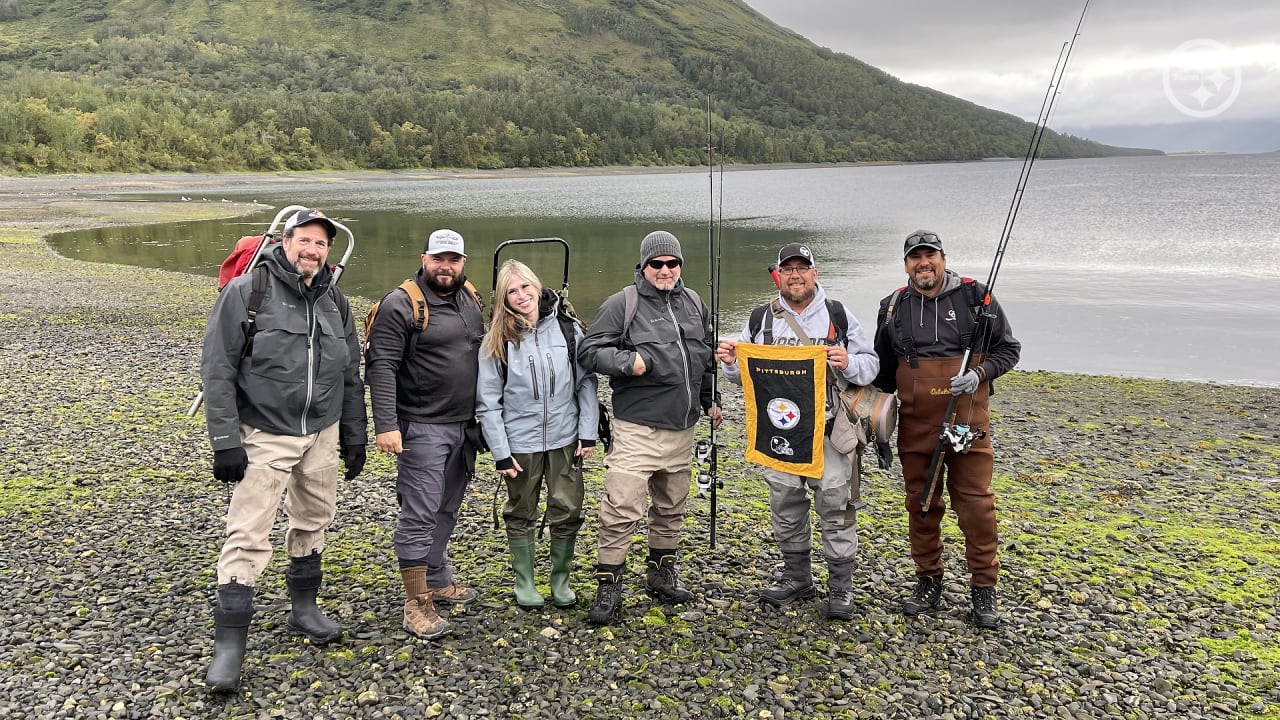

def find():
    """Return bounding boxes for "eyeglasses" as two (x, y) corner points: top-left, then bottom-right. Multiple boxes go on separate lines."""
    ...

(776, 264), (812, 276)
(646, 258), (682, 270)
(904, 232), (940, 249)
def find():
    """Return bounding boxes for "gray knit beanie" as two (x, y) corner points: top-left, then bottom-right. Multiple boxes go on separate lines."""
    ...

(639, 230), (683, 267)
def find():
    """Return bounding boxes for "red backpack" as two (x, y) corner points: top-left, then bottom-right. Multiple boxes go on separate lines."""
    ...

(218, 235), (274, 290)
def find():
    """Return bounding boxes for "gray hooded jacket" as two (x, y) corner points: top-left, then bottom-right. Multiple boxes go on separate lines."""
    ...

(476, 290), (599, 461)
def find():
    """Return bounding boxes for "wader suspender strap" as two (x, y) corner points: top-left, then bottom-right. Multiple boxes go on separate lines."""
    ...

(889, 288), (919, 369)
(890, 282), (982, 371)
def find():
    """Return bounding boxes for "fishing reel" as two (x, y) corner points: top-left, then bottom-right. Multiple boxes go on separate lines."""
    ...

(694, 439), (718, 496)
(942, 423), (986, 454)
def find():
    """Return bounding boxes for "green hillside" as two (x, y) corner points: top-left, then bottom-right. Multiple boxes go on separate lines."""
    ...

(0, 0), (1155, 173)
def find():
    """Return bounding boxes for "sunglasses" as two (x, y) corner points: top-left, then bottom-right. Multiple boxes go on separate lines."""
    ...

(646, 258), (682, 270)
(904, 232), (940, 249)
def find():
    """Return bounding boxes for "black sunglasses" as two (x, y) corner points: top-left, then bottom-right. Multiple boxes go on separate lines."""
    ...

(905, 232), (940, 249)
(646, 258), (682, 270)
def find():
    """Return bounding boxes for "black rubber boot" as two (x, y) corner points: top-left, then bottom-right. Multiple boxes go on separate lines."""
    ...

(759, 550), (816, 607)
(645, 549), (693, 604)
(286, 551), (342, 644)
(901, 574), (944, 616)
(587, 564), (625, 625)
(205, 581), (254, 693)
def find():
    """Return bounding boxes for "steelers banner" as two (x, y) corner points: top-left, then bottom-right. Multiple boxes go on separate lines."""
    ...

(736, 343), (827, 478)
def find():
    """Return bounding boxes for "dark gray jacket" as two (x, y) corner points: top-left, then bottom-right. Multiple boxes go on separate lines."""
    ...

(201, 248), (366, 450)
(579, 273), (716, 431)
(365, 270), (485, 434)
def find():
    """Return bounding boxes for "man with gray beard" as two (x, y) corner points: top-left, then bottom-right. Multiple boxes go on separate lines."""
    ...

(201, 208), (367, 692)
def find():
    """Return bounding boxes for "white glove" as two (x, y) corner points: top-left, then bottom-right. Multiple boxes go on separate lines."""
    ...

(950, 368), (981, 395)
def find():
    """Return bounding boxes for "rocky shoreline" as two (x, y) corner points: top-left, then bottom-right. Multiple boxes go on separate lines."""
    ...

(0, 177), (1277, 719)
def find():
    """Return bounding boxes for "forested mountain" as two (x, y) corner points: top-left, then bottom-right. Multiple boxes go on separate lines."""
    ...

(0, 0), (1155, 173)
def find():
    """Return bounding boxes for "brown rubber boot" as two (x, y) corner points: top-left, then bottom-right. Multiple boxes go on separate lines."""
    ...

(400, 567), (450, 640)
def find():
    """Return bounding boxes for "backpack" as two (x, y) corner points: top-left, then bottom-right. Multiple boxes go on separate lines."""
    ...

(363, 278), (483, 360)
(884, 278), (993, 393)
(219, 235), (271, 290)
(748, 297), (849, 346)
(620, 284), (708, 339)
(748, 295), (897, 457)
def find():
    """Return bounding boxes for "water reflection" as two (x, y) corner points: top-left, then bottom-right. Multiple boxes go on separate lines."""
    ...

(56, 209), (803, 328)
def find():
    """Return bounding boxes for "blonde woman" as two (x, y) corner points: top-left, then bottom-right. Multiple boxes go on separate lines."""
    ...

(476, 260), (599, 609)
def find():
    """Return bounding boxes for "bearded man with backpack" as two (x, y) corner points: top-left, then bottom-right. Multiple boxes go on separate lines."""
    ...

(577, 230), (722, 625)
(200, 208), (368, 692)
(872, 230), (1021, 629)
(365, 228), (486, 640)
(715, 242), (879, 621)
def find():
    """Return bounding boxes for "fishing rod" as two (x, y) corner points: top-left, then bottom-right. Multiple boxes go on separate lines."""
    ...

(919, 0), (1091, 514)
(694, 96), (724, 548)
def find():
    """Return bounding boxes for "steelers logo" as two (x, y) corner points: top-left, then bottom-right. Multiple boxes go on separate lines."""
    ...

(766, 398), (801, 430)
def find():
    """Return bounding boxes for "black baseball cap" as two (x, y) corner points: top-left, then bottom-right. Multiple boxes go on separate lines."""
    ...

(903, 230), (943, 258)
(284, 208), (337, 239)
(777, 242), (816, 267)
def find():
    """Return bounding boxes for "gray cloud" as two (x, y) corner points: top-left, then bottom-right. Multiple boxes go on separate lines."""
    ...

(743, 1), (1280, 131)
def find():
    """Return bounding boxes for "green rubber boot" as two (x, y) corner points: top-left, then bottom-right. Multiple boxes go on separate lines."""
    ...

(549, 538), (578, 609)
(508, 537), (544, 610)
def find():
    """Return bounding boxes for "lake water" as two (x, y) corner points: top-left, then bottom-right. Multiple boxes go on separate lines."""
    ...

(50, 153), (1280, 387)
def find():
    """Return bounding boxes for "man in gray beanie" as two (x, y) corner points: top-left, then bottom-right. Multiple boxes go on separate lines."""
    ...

(577, 230), (722, 625)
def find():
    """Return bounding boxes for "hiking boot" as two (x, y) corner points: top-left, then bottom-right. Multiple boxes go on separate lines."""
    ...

(403, 593), (451, 640)
(645, 552), (692, 604)
(970, 586), (1001, 629)
(587, 566), (624, 625)
(901, 575), (943, 616)
(826, 588), (856, 621)
(759, 578), (817, 607)
(429, 581), (478, 606)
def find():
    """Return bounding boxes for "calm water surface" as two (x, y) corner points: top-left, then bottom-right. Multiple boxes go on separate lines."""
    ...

(51, 153), (1280, 387)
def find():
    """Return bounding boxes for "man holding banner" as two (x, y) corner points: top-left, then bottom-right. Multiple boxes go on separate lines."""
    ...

(716, 243), (878, 621)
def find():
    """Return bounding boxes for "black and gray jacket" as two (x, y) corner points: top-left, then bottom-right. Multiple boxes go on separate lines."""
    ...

(578, 272), (716, 432)
(201, 247), (366, 450)
(872, 269), (1021, 393)
(365, 269), (485, 434)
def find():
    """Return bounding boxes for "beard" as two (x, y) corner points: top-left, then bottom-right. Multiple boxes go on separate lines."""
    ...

(295, 254), (323, 280)
(424, 270), (460, 294)
(912, 273), (940, 292)
(782, 284), (815, 305)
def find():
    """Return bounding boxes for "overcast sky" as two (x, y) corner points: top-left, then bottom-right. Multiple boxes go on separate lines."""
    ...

(741, 1), (1280, 130)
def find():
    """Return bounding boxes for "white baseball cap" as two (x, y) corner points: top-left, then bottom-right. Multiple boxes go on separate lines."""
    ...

(424, 228), (466, 257)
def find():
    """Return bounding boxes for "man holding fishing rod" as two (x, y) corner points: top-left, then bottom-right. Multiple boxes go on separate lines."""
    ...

(873, 230), (1020, 628)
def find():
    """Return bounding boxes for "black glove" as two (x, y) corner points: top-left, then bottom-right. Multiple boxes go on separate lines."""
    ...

(341, 443), (366, 481)
(875, 440), (894, 471)
(212, 447), (248, 484)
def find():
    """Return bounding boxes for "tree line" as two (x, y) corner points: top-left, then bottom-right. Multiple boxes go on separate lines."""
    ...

(0, 6), (1150, 174)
